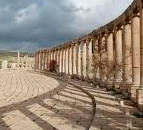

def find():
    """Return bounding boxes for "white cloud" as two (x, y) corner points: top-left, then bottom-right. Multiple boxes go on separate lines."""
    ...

(71, 0), (112, 9)
(0, 0), (133, 51)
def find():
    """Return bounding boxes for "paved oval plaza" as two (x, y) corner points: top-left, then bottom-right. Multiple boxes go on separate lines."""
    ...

(0, 69), (142, 130)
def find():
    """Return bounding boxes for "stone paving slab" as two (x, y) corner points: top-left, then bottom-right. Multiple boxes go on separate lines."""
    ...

(0, 69), (93, 130)
(0, 69), (143, 130)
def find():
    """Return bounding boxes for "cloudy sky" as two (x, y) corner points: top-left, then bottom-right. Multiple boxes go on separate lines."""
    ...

(0, 0), (133, 52)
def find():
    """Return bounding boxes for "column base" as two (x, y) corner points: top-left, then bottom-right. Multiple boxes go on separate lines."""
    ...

(136, 87), (143, 106)
(130, 84), (140, 103)
(113, 80), (122, 89)
(106, 80), (114, 90)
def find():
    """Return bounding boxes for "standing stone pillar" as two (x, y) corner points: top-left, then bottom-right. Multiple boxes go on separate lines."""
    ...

(46, 51), (48, 70)
(65, 47), (69, 74)
(107, 32), (114, 87)
(47, 51), (50, 70)
(40, 50), (42, 70)
(86, 39), (89, 78)
(53, 49), (56, 61)
(131, 15), (140, 102)
(98, 36), (103, 84)
(76, 44), (79, 76)
(43, 51), (45, 70)
(17, 50), (20, 68)
(55, 49), (58, 72)
(71, 44), (74, 75)
(34, 52), (37, 70)
(70, 45), (73, 75)
(39, 51), (41, 70)
(59, 49), (63, 73)
(73, 44), (77, 74)
(68, 46), (70, 74)
(44, 51), (46, 70)
(114, 28), (123, 88)
(82, 40), (87, 78)
(37, 52), (39, 69)
(52, 50), (54, 61)
(57, 50), (60, 73)
(68, 46), (72, 75)
(123, 23), (132, 91)
(45, 51), (47, 70)
(99, 36), (107, 84)
(137, 8), (143, 105)
(40, 51), (43, 70)
(87, 38), (94, 79)
(61, 49), (64, 73)
(93, 37), (100, 81)
(81, 41), (83, 78)
(78, 42), (81, 76)
(65, 48), (67, 74)
(63, 48), (65, 73)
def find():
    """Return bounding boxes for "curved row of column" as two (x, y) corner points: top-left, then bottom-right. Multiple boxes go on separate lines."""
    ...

(35, 0), (143, 107)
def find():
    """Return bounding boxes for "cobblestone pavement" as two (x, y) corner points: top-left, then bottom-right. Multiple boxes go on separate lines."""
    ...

(0, 69), (142, 130)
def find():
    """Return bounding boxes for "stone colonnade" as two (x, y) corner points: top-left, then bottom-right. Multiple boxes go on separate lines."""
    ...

(35, 0), (143, 107)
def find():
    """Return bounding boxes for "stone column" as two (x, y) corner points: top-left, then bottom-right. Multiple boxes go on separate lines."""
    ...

(61, 49), (63, 73)
(93, 37), (100, 80)
(107, 32), (114, 86)
(17, 50), (20, 67)
(82, 40), (87, 78)
(131, 15), (140, 101)
(63, 48), (66, 73)
(81, 41), (83, 78)
(137, 8), (143, 105)
(57, 49), (60, 73)
(47, 51), (50, 70)
(63, 48), (65, 73)
(66, 47), (69, 74)
(40, 51), (43, 70)
(114, 28), (123, 88)
(71, 44), (74, 75)
(73, 44), (77, 74)
(44, 51), (47, 70)
(123, 23), (132, 87)
(38, 52), (40, 70)
(43, 51), (45, 70)
(87, 38), (94, 79)
(76, 44), (79, 76)
(59, 49), (62, 73)
(100, 36), (107, 83)
(51, 50), (54, 61)
(34, 52), (36, 70)
(68, 46), (70, 74)
(78, 42), (81, 76)
(69, 46), (72, 75)
(55, 49), (58, 72)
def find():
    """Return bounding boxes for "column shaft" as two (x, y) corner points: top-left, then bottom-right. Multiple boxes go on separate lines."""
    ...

(73, 44), (77, 74)
(93, 38), (100, 80)
(78, 43), (81, 76)
(107, 33), (114, 84)
(131, 16), (140, 101)
(82, 41), (87, 78)
(115, 29), (123, 85)
(123, 23), (132, 84)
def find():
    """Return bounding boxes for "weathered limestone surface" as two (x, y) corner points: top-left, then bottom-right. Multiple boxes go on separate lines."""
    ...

(0, 69), (143, 130)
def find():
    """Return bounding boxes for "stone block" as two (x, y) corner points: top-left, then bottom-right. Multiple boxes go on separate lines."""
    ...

(136, 88), (143, 105)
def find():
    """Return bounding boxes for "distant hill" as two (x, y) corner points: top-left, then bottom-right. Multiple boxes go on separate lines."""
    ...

(0, 50), (34, 57)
